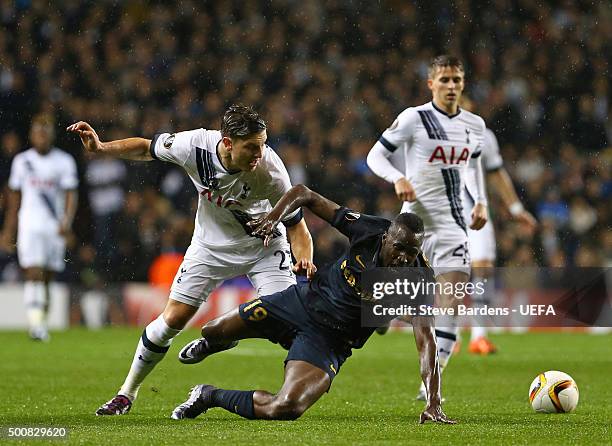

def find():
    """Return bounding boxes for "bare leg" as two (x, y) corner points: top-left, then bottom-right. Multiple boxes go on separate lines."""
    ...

(252, 360), (330, 420)
(201, 308), (268, 342)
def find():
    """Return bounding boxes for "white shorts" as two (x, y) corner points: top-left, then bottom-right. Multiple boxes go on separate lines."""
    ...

(169, 237), (296, 307)
(422, 228), (471, 277)
(462, 189), (496, 262)
(17, 230), (66, 272)
(467, 221), (496, 262)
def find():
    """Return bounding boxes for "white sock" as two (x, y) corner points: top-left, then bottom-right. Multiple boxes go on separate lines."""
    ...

(435, 326), (458, 370)
(470, 275), (495, 340)
(119, 315), (181, 400)
(24, 281), (47, 332)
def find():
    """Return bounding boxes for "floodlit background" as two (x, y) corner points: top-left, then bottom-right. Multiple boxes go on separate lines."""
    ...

(0, 1), (610, 327)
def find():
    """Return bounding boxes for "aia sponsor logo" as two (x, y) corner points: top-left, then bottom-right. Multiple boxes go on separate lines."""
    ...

(428, 146), (469, 164)
(201, 187), (242, 208)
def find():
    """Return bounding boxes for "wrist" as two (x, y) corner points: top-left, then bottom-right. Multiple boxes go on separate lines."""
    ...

(509, 201), (524, 217)
(392, 175), (406, 185)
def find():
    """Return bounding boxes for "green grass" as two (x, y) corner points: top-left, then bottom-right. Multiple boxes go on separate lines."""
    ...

(1, 329), (611, 445)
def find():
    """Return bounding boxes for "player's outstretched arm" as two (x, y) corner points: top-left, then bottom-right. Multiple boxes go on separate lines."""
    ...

(489, 168), (537, 232)
(412, 317), (456, 424)
(286, 220), (317, 279)
(249, 185), (340, 246)
(67, 121), (153, 161)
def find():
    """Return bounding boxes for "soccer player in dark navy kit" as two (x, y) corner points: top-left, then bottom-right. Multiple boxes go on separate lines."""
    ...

(172, 185), (455, 424)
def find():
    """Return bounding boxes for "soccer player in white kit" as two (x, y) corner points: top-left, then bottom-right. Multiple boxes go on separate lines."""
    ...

(461, 99), (537, 354)
(68, 105), (315, 416)
(366, 56), (488, 400)
(1, 114), (79, 342)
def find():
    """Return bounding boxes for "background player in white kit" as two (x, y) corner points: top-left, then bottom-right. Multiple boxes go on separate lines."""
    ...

(366, 55), (488, 400)
(460, 99), (537, 354)
(68, 105), (315, 416)
(1, 114), (79, 342)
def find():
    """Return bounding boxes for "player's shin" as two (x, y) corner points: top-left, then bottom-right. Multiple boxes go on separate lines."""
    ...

(212, 389), (256, 419)
(470, 274), (494, 340)
(119, 314), (181, 400)
(24, 281), (47, 337)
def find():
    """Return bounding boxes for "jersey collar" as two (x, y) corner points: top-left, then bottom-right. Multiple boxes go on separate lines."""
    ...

(431, 101), (462, 119)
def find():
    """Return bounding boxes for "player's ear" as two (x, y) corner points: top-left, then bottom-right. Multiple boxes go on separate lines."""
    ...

(427, 78), (434, 91)
(222, 136), (233, 151)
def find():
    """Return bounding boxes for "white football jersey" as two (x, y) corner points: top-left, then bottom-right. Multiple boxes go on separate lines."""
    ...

(8, 148), (78, 234)
(150, 129), (299, 250)
(463, 127), (503, 209)
(379, 101), (486, 231)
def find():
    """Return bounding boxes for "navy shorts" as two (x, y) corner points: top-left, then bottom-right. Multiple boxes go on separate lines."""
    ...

(239, 284), (350, 383)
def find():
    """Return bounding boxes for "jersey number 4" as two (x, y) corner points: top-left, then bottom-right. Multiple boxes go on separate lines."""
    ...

(452, 243), (470, 265)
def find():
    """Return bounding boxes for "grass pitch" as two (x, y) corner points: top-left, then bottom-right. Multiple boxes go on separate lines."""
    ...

(1, 328), (611, 445)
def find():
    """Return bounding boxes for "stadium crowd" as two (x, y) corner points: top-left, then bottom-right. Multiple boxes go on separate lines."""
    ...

(0, 0), (610, 295)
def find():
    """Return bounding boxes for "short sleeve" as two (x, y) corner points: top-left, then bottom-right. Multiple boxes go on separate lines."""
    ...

(150, 130), (197, 166)
(264, 146), (301, 224)
(482, 128), (503, 171)
(331, 207), (390, 241)
(60, 154), (79, 189)
(378, 108), (419, 153)
(7, 156), (23, 191)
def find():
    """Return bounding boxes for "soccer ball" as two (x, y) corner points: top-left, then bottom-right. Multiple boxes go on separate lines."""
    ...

(529, 371), (579, 413)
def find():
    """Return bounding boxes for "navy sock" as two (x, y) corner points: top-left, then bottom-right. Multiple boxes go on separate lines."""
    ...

(212, 389), (255, 419)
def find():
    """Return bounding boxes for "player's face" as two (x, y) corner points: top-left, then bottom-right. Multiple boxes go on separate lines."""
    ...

(229, 130), (267, 171)
(428, 66), (464, 111)
(30, 123), (54, 153)
(380, 227), (423, 267)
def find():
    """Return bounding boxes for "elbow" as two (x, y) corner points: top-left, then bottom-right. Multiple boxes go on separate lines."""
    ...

(366, 149), (377, 170)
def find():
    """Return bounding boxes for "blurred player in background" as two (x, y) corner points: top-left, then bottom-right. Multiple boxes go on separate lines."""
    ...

(172, 185), (454, 424)
(460, 98), (537, 354)
(367, 55), (488, 401)
(68, 105), (315, 416)
(1, 114), (79, 341)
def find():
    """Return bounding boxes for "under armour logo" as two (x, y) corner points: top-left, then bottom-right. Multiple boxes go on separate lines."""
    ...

(465, 128), (471, 144)
(138, 355), (153, 364)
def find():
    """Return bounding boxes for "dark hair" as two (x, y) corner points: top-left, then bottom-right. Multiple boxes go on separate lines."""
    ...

(221, 104), (267, 138)
(428, 55), (464, 78)
(392, 212), (424, 234)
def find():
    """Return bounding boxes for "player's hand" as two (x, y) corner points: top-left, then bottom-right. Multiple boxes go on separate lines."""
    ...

(66, 121), (103, 153)
(292, 258), (317, 279)
(419, 404), (456, 425)
(469, 203), (488, 230)
(248, 213), (281, 247)
(514, 210), (537, 234)
(394, 177), (416, 202)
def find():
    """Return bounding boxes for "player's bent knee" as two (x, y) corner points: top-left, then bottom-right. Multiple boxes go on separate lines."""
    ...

(268, 397), (307, 421)
(162, 300), (198, 329)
